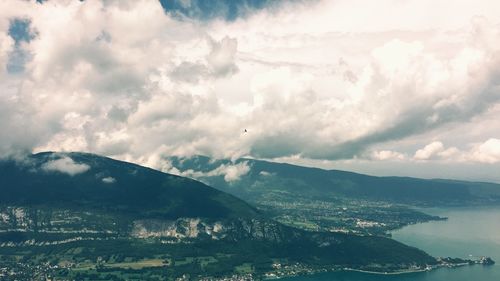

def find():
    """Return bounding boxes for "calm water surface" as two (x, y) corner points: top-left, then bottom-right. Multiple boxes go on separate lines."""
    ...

(282, 207), (500, 281)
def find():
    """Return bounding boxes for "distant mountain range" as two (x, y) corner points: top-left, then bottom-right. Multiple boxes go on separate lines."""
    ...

(167, 155), (500, 206)
(0, 152), (441, 279)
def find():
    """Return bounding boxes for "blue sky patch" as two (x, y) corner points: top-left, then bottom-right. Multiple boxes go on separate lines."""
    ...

(8, 18), (36, 45)
(7, 18), (36, 74)
(159, 0), (279, 21)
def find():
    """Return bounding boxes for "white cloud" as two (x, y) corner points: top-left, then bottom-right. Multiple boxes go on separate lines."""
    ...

(191, 161), (251, 182)
(164, 160), (251, 183)
(102, 176), (116, 184)
(371, 150), (405, 161)
(438, 147), (460, 159)
(0, 0), (499, 180)
(41, 156), (90, 176)
(414, 141), (445, 160)
(259, 171), (273, 176)
(210, 161), (251, 182)
(413, 141), (461, 161)
(469, 138), (500, 164)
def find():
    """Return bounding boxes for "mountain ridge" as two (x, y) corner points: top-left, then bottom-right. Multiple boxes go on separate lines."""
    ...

(1, 151), (478, 279)
(0, 152), (260, 220)
(166, 155), (500, 206)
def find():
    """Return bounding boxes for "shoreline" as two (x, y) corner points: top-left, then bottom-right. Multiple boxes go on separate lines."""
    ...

(342, 267), (430, 275)
(263, 260), (488, 280)
(263, 265), (434, 280)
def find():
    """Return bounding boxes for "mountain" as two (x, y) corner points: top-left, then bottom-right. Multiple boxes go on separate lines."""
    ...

(167, 156), (500, 206)
(0, 152), (258, 220)
(0, 152), (441, 280)
(165, 156), (500, 236)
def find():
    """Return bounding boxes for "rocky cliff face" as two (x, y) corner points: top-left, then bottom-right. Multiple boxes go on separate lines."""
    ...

(0, 205), (300, 245)
(0, 206), (120, 234)
(131, 217), (301, 243)
(0, 205), (341, 249)
(131, 218), (223, 239)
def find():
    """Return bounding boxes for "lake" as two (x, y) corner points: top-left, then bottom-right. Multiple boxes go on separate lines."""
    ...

(281, 206), (500, 281)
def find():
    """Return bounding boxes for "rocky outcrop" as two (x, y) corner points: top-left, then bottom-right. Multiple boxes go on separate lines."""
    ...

(0, 205), (339, 248)
(131, 217), (303, 243)
(131, 218), (226, 240)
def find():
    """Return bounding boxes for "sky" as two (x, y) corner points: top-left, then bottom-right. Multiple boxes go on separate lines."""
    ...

(1, 0), (500, 182)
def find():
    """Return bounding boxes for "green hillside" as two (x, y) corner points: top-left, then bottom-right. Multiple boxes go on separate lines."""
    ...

(165, 156), (500, 235)
(0, 152), (258, 220)
(167, 156), (500, 206)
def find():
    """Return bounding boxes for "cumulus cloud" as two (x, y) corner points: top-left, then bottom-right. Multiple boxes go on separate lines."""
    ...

(192, 161), (251, 182)
(102, 176), (116, 184)
(0, 0), (500, 178)
(371, 150), (406, 161)
(411, 139), (500, 164)
(414, 142), (445, 160)
(163, 160), (251, 182)
(414, 141), (460, 161)
(208, 161), (251, 182)
(259, 171), (273, 176)
(41, 156), (90, 176)
(469, 138), (500, 163)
